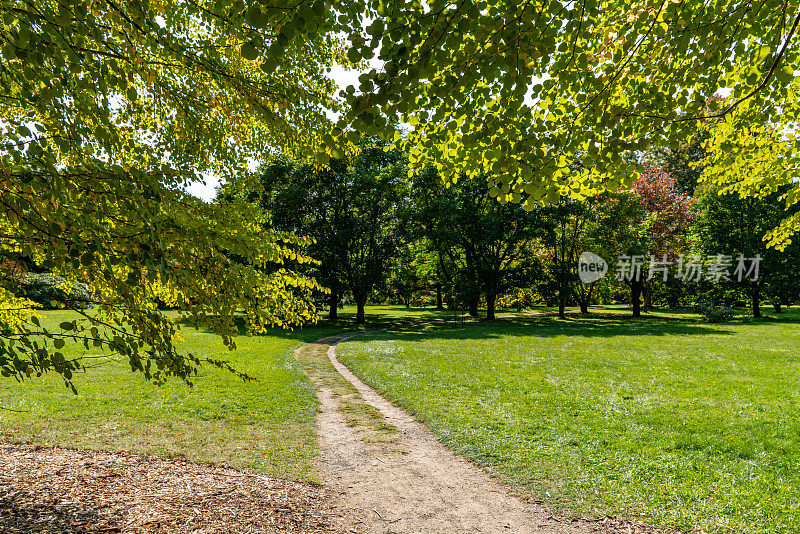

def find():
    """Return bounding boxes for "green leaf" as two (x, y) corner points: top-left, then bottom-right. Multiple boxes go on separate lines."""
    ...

(241, 42), (258, 61)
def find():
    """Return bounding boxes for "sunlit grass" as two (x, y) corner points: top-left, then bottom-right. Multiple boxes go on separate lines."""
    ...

(336, 308), (800, 533)
(0, 304), (463, 480)
(0, 310), (342, 480)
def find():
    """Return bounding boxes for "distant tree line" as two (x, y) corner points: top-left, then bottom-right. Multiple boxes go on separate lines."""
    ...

(219, 138), (800, 324)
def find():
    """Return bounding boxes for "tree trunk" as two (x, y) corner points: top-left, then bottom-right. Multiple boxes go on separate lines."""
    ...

(631, 281), (642, 318)
(773, 300), (783, 313)
(436, 283), (444, 310)
(468, 296), (479, 317)
(578, 283), (593, 314)
(753, 285), (762, 318)
(355, 294), (367, 324)
(486, 293), (496, 320)
(642, 282), (652, 312)
(557, 282), (567, 318)
(328, 286), (339, 321)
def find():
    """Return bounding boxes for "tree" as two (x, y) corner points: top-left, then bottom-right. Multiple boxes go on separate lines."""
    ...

(699, 106), (800, 250)
(646, 132), (710, 196)
(590, 193), (649, 317)
(410, 169), (547, 320)
(343, 144), (408, 323)
(250, 140), (408, 324)
(540, 199), (600, 317)
(693, 183), (800, 318)
(1, 1), (346, 386)
(382, 239), (443, 308)
(631, 165), (698, 310)
(251, 158), (350, 321)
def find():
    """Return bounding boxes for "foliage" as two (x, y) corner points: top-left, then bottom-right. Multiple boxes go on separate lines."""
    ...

(1, 0), (345, 175)
(381, 239), (444, 308)
(497, 287), (537, 312)
(241, 138), (409, 324)
(587, 191), (650, 315)
(699, 104), (800, 250)
(1, 167), (322, 390)
(693, 182), (800, 317)
(0, 1), (344, 387)
(632, 165), (698, 258)
(540, 199), (595, 316)
(334, 0), (800, 231)
(695, 302), (736, 323)
(628, 165), (698, 311)
(20, 273), (93, 309)
(409, 168), (548, 319)
(646, 131), (710, 196)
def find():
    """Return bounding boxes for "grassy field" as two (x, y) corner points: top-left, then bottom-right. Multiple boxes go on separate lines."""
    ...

(0, 310), (335, 480)
(336, 308), (800, 533)
(0, 305), (455, 480)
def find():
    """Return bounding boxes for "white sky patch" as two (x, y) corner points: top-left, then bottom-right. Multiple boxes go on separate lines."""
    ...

(184, 173), (222, 202)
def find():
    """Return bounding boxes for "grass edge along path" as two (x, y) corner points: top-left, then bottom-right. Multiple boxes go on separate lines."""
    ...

(293, 336), (401, 447)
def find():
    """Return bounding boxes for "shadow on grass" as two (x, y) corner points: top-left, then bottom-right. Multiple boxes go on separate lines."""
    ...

(360, 312), (739, 341)
(174, 307), (459, 339)
(173, 306), (800, 343)
(0, 488), (122, 534)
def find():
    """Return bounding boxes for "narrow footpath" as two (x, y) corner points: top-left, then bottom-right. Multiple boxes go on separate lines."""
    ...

(308, 331), (673, 534)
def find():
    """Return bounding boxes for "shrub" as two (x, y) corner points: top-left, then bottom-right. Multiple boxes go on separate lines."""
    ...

(696, 302), (735, 323)
(21, 273), (94, 309)
(498, 287), (536, 312)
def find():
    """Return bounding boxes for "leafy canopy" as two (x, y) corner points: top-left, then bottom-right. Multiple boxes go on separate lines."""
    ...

(333, 0), (800, 229)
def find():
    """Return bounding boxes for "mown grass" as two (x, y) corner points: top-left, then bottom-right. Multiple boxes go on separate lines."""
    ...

(0, 310), (340, 481)
(0, 305), (451, 480)
(335, 308), (800, 533)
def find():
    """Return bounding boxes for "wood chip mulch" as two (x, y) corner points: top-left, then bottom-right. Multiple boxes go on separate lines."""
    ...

(0, 443), (337, 534)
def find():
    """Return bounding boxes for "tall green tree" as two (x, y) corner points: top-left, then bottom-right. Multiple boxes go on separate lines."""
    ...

(541, 200), (595, 317)
(694, 184), (800, 317)
(591, 193), (650, 317)
(382, 239), (444, 308)
(251, 158), (349, 320)
(251, 140), (408, 324)
(410, 169), (547, 320)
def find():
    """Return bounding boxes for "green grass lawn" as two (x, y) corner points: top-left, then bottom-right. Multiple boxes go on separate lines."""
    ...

(335, 308), (800, 533)
(0, 304), (459, 480)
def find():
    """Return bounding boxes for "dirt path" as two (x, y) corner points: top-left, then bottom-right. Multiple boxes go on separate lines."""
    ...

(314, 337), (600, 534)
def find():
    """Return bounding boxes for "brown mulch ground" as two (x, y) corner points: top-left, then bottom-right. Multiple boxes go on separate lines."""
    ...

(0, 443), (337, 534)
